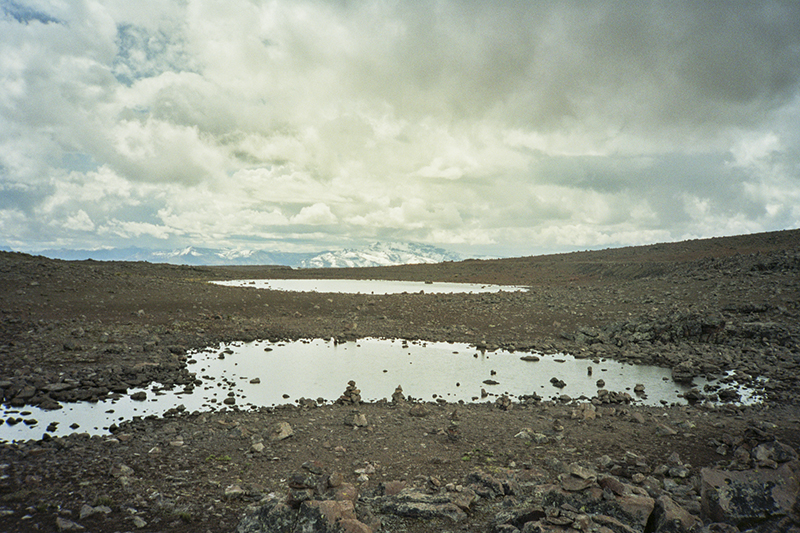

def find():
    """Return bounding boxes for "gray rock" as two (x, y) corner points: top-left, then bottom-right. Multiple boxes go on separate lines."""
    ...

(270, 421), (293, 441)
(700, 464), (800, 528)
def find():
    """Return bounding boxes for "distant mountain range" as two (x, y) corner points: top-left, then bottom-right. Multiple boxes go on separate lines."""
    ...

(24, 242), (463, 268)
(299, 242), (462, 268)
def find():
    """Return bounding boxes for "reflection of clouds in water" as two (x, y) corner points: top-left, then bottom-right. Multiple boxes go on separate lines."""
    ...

(210, 279), (529, 294)
(0, 339), (761, 442)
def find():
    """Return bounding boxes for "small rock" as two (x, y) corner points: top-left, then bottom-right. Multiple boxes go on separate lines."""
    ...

(56, 516), (84, 531)
(409, 404), (428, 417)
(224, 484), (246, 500)
(251, 442), (265, 453)
(270, 421), (293, 441)
(346, 413), (368, 427)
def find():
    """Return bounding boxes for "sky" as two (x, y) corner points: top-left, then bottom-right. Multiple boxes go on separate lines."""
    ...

(1, 0), (799, 258)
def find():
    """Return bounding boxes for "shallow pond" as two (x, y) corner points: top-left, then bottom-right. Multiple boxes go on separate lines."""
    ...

(0, 338), (761, 442)
(210, 279), (529, 294)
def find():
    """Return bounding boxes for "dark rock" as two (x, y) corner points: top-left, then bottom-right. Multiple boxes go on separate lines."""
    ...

(752, 440), (798, 466)
(235, 498), (297, 533)
(700, 464), (800, 528)
(649, 495), (701, 532)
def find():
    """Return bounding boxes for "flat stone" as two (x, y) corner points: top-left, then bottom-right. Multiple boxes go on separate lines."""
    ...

(381, 489), (467, 521)
(561, 475), (594, 492)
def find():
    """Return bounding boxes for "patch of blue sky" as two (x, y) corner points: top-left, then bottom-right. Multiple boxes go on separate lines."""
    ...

(61, 152), (99, 173)
(1, 0), (60, 25)
(112, 23), (196, 86)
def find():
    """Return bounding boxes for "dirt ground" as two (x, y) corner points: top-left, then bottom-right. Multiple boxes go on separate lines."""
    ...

(0, 229), (798, 532)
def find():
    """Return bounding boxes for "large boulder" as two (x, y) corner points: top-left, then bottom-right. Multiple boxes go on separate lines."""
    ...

(700, 463), (800, 529)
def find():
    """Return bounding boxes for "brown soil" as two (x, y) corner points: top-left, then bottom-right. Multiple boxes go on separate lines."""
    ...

(0, 229), (799, 532)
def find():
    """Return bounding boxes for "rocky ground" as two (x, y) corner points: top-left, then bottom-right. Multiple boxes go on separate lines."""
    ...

(0, 229), (798, 532)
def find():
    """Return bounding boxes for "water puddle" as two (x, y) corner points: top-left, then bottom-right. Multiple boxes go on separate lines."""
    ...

(0, 339), (761, 442)
(210, 279), (529, 294)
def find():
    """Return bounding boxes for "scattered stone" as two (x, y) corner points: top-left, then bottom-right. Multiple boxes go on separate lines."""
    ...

(130, 391), (146, 401)
(495, 395), (513, 410)
(520, 355), (540, 362)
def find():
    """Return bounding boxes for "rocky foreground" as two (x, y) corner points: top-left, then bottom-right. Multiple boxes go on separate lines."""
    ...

(0, 229), (799, 532)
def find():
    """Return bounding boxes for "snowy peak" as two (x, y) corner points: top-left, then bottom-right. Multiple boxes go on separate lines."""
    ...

(300, 242), (461, 268)
(29, 242), (461, 267)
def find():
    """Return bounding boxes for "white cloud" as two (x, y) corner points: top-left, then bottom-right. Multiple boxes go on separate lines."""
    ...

(291, 203), (337, 225)
(62, 209), (95, 231)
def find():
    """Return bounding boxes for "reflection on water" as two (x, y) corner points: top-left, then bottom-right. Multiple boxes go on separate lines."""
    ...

(0, 338), (761, 442)
(210, 279), (529, 294)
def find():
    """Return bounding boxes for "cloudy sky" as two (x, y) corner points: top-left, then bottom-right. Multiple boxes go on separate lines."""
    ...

(2, 0), (799, 257)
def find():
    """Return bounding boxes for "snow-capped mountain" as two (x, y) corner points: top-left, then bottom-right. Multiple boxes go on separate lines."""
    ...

(28, 242), (462, 267)
(300, 242), (462, 268)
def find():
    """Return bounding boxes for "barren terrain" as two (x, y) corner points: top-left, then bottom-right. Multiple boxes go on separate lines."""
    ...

(0, 229), (798, 532)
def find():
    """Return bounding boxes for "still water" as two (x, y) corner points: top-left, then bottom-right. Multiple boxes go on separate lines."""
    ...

(0, 339), (760, 442)
(210, 279), (529, 294)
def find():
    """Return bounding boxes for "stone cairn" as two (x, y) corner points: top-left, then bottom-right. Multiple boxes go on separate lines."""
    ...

(336, 380), (361, 405)
(391, 385), (405, 404)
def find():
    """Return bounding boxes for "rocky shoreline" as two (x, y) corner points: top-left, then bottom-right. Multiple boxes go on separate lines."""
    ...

(1, 229), (799, 532)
